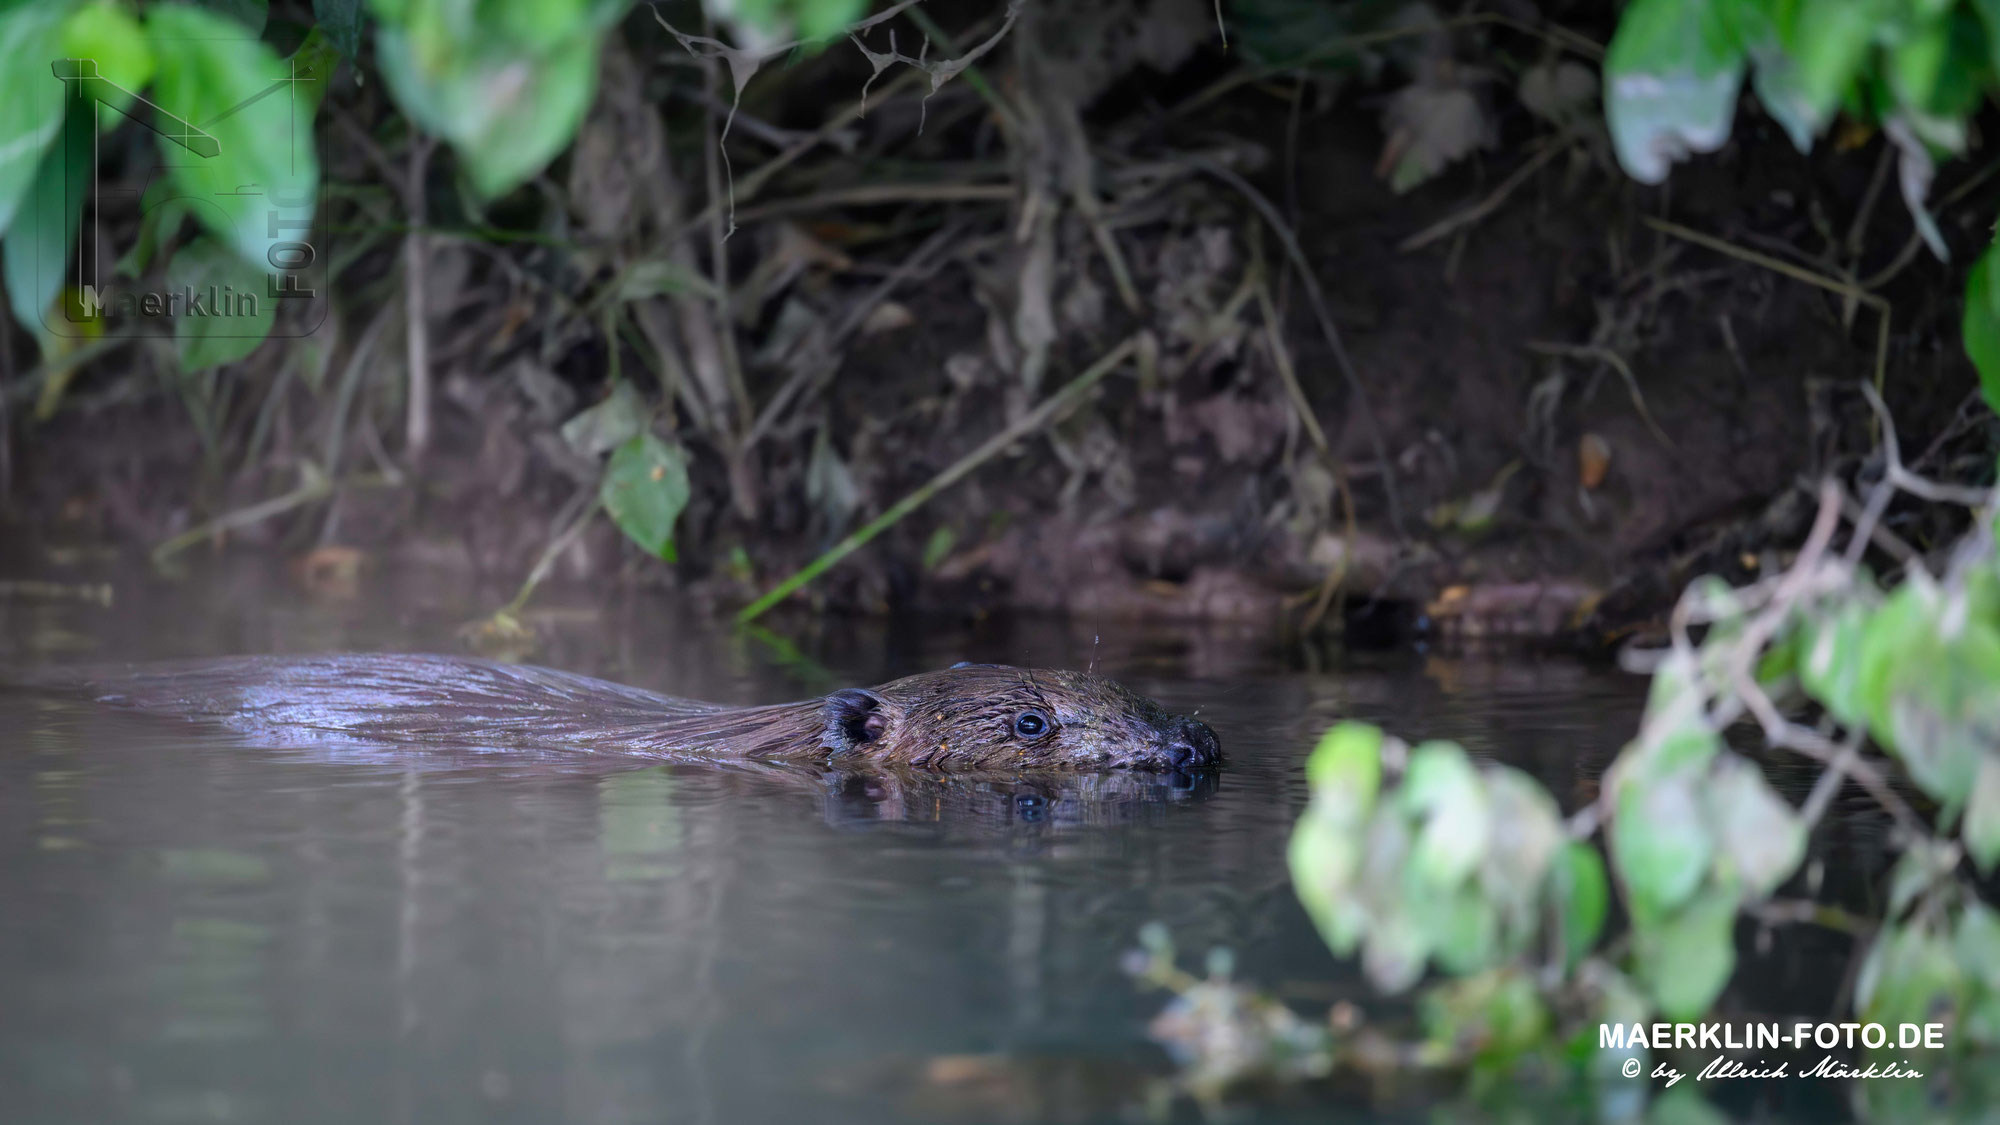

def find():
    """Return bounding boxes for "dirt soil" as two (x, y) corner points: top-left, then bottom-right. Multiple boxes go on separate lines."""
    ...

(3, 13), (1992, 648)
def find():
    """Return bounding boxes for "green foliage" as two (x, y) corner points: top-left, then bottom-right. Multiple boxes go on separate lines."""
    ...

(61, 1), (154, 128)
(0, 0), (316, 368)
(1602, 0), (1745, 184)
(165, 235), (273, 370)
(1247, 498), (2000, 1110)
(0, 2), (67, 236)
(601, 433), (691, 562)
(147, 4), (315, 274)
(1288, 731), (1564, 997)
(721, 0), (867, 44)
(370, 0), (611, 199)
(1604, 0), (2000, 409)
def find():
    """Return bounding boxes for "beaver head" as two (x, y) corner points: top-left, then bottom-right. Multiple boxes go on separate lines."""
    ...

(814, 663), (1221, 772)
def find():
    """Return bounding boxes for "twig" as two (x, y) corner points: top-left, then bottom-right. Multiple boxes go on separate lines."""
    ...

(899, 2), (1025, 134)
(1843, 143), (1896, 260)
(153, 463), (357, 563)
(697, 24), (752, 436)
(1258, 277), (1354, 633)
(1798, 728), (1869, 829)
(500, 490), (603, 618)
(1859, 381), (1995, 507)
(0, 580), (114, 605)
(1189, 155), (1405, 536)
(1859, 155), (2000, 291)
(736, 334), (1140, 623)
(1715, 479), (1927, 837)
(746, 221), (964, 447)
(403, 134), (437, 456)
(1523, 340), (1674, 447)
(729, 181), (1012, 224)
(1399, 140), (1567, 252)
(1166, 12), (1602, 121)
(1643, 217), (1891, 392)
(1820, 479), (1918, 568)
(1748, 897), (1873, 938)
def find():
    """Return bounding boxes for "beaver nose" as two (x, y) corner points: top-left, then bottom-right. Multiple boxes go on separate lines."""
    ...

(1165, 717), (1221, 769)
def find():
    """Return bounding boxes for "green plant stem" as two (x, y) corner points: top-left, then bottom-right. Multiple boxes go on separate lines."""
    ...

(735, 334), (1139, 623)
(151, 464), (366, 564)
(499, 492), (604, 618)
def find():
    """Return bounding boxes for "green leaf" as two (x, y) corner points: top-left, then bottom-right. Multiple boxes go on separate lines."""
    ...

(1857, 923), (1964, 1029)
(1966, 756), (2000, 875)
(561, 381), (646, 458)
(165, 235), (275, 370)
(1977, 0), (2000, 77)
(601, 433), (689, 561)
(1421, 969), (1550, 1065)
(1956, 901), (2000, 991)
(921, 525), (956, 571)
(1361, 906), (1430, 994)
(1886, 838), (1959, 918)
(1613, 768), (1713, 925)
(1304, 722), (1383, 812)
(1706, 754), (1806, 899)
(197, 0), (268, 34)
(1634, 889), (1737, 1020)
(1550, 842), (1609, 972)
(1800, 599), (1874, 726)
(60, 1), (156, 130)
(1407, 882), (1497, 976)
(1888, 7), (1987, 121)
(603, 257), (719, 304)
(1603, 0), (1746, 183)
(1401, 740), (1488, 889)
(1775, 0), (1891, 125)
(373, 26), (598, 199)
(0, 0), (67, 237)
(1964, 240), (2000, 416)
(314, 0), (367, 61)
(1479, 766), (1562, 912)
(148, 4), (320, 271)
(3, 102), (88, 351)
(1289, 812), (1367, 954)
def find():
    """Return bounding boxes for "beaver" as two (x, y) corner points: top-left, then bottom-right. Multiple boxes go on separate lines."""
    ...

(17, 653), (1222, 772)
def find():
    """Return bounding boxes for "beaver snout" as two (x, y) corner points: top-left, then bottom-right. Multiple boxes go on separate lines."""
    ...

(1163, 716), (1221, 769)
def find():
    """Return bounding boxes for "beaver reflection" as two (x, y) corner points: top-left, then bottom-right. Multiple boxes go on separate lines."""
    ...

(813, 763), (1221, 830)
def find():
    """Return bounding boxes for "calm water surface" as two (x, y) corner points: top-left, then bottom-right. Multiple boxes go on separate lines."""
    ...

(0, 559), (1869, 1123)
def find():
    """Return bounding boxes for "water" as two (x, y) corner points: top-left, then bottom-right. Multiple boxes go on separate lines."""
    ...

(0, 558), (1842, 1123)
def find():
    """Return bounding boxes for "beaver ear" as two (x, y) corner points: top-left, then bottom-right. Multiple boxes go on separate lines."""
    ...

(821, 688), (891, 752)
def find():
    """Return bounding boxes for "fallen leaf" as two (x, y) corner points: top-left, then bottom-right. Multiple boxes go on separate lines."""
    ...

(1379, 80), (1492, 193)
(861, 301), (916, 335)
(292, 546), (365, 598)
(1579, 433), (1611, 490)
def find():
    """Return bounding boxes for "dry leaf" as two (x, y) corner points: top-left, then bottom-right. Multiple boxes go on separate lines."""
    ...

(1579, 433), (1611, 490)
(1378, 81), (1492, 193)
(861, 301), (917, 335)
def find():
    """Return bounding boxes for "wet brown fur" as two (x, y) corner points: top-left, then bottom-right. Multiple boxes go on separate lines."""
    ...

(18, 654), (1218, 771)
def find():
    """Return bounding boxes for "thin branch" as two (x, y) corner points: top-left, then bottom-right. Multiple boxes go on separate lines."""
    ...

(1400, 139), (1567, 252)
(1189, 155), (1405, 536)
(1644, 217), (1891, 392)
(1523, 340), (1674, 447)
(736, 335), (1140, 623)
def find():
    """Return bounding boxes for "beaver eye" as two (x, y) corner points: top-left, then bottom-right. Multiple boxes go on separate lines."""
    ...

(1012, 709), (1052, 739)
